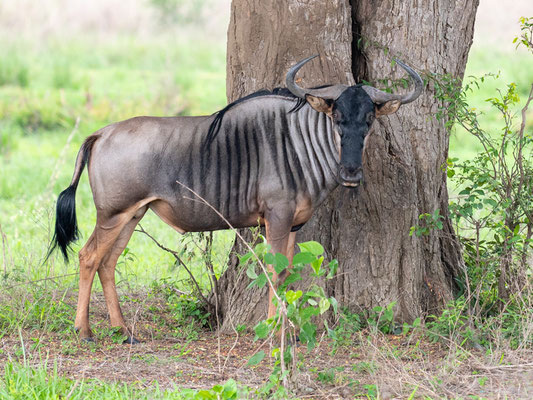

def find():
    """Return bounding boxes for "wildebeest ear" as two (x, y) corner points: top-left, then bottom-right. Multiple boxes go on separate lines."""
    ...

(375, 99), (401, 116)
(305, 95), (334, 116)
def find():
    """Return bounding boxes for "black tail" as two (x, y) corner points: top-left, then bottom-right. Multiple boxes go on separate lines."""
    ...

(47, 135), (98, 262)
(51, 185), (80, 262)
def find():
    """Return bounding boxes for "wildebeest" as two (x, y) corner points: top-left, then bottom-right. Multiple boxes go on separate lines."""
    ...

(50, 55), (422, 343)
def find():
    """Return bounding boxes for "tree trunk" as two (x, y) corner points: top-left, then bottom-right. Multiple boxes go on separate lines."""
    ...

(214, 0), (479, 331)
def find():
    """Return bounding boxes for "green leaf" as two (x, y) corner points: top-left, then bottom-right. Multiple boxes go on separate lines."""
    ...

(197, 390), (217, 399)
(299, 306), (319, 322)
(287, 303), (296, 319)
(264, 252), (275, 265)
(212, 384), (224, 393)
(329, 297), (338, 315)
(483, 198), (498, 207)
(284, 272), (302, 286)
(274, 253), (289, 274)
(254, 242), (269, 256)
(286, 290), (303, 305)
(239, 252), (253, 265)
(255, 273), (268, 289)
(254, 322), (270, 340)
(223, 379), (238, 398)
(298, 241), (324, 256)
(319, 298), (330, 314)
(292, 252), (316, 265)
(384, 307), (394, 322)
(247, 351), (265, 366)
(311, 256), (324, 275)
(246, 264), (257, 279)
(307, 298), (318, 306)
(300, 322), (317, 350)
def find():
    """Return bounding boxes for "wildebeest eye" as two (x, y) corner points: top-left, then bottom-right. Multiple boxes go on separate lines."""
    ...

(366, 113), (375, 125)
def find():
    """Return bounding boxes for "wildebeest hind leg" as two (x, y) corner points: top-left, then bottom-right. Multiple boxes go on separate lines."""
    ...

(74, 213), (134, 342)
(97, 207), (147, 344)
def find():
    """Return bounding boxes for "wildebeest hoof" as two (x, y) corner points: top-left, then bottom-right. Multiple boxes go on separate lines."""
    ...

(288, 335), (300, 346)
(75, 326), (95, 342)
(123, 336), (140, 345)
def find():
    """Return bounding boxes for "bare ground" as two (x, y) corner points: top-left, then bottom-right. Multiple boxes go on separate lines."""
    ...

(0, 291), (532, 399)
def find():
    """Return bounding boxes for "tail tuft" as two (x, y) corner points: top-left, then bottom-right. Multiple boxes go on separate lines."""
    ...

(48, 185), (79, 262)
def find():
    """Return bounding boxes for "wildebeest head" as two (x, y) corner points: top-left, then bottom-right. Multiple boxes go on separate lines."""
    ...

(286, 55), (423, 187)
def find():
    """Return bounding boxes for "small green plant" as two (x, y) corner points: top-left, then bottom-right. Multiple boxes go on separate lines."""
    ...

(367, 302), (397, 334)
(108, 327), (129, 344)
(352, 361), (378, 375)
(426, 298), (476, 346)
(329, 308), (363, 353)
(243, 240), (339, 395)
(317, 367), (337, 385)
(410, 209), (444, 237)
(358, 383), (378, 399)
(149, 278), (211, 339)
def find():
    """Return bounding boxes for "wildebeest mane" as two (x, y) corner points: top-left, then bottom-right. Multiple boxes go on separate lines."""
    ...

(204, 86), (332, 148)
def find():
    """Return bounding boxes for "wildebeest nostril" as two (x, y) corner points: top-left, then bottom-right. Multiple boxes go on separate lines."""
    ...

(339, 165), (363, 184)
(341, 165), (360, 175)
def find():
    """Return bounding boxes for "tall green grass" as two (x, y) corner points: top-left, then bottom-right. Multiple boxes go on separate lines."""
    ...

(0, 34), (232, 291)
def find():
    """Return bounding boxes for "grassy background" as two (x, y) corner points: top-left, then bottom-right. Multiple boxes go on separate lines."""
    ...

(0, 0), (531, 290)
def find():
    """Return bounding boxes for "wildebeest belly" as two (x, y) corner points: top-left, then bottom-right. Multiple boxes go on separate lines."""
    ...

(147, 197), (263, 233)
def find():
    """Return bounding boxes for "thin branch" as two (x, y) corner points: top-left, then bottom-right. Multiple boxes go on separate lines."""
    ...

(135, 224), (211, 309)
(2, 273), (78, 290)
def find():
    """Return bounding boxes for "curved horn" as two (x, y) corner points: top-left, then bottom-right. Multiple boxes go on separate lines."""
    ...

(362, 59), (423, 105)
(286, 55), (348, 100)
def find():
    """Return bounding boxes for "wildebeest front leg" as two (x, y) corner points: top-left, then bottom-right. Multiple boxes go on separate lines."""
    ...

(277, 231), (297, 284)
(264, 207), (295, 319)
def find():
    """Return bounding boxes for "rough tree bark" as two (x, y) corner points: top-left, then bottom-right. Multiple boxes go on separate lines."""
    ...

(214, 0), (479, 331)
